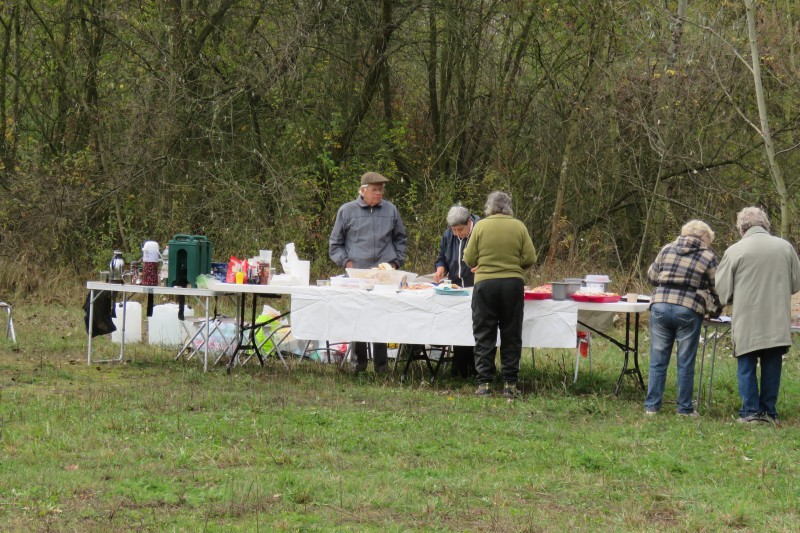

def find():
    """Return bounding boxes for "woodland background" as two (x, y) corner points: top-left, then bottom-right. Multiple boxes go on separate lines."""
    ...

(1, 0), (799, 296)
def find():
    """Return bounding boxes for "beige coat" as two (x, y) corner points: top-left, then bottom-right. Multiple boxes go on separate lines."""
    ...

(715, 227), (800, 356)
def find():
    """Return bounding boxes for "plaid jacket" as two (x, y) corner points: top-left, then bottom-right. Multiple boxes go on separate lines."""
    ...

(647, 235), (721, 316)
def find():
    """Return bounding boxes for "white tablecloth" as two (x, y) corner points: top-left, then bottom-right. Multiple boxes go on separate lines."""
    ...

(290, 287), (578, 348)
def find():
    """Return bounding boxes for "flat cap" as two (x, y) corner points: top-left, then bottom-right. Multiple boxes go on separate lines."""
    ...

(360, 172), (390, 186)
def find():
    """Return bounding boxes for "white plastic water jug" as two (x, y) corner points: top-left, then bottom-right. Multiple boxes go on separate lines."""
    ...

(111, 301), (142, 344)
(147, 303), (194, 346)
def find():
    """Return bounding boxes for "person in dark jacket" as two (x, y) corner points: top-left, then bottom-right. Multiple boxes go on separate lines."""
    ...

(329, 172), (408, 373)
(645, 220), (721, 417)
(434, 205), (479, 289)
(434, 205), (480, 378)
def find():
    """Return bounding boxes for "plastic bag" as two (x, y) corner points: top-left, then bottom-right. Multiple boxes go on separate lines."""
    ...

(195, 274), (214, 288)
(192, 320), (237, 356)
(225, 256), (249, 283)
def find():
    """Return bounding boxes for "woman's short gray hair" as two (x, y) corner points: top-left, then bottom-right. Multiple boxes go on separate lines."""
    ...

(484, 191), (514, 216)
(736, 207), (770, 235)
(681, 220), (714, 246)
(446, 205), (471, 227)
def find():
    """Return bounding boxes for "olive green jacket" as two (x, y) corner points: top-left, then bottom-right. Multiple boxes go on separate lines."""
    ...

(463, 215), (536, 284)
(715, 226), (800, 356)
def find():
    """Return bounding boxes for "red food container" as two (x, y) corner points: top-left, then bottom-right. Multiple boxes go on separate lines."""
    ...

(524, 291), (552, 300)
(571, 293), (621, 303)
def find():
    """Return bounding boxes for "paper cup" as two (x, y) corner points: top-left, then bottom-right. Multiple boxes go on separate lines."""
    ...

(626, 293), (638, 303)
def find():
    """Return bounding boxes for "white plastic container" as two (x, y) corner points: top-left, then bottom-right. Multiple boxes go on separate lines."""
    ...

(330, 277), (373, 289)
(584, 274), (611, 293)
(147, 303), (194, 346)
(345, 268), (418, 286)
(290, 260), (311, 286)
(111, 301), (142, 344)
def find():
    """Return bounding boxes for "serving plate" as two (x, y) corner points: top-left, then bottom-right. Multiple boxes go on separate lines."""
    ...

(434, 287), (470, 296)
(402, 282), (435, 291)
(571, 293), (621, 303)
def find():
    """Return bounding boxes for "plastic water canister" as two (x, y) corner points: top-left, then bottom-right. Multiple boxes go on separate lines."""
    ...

(147, 303), (194, 346)
(111, 301), (142, 344)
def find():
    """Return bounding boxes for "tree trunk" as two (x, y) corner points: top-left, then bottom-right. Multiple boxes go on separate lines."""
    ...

(744, 0), (789, 237)
(545, 3), (609, 265)
(667, 0), (688, 66)
(546, 114), (581, 265)
(427, 4), (440, 156)
(0, 6), (16, 185)
(333, 0), (396, 162)
(787, 0), (798, 73)
(647, 0), (689, 259)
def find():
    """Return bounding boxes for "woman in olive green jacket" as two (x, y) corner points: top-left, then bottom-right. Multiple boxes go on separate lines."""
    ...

(463, 191), (536, 398)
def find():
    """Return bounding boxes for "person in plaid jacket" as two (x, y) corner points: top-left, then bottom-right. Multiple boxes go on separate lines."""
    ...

(645, 220), (721, 417)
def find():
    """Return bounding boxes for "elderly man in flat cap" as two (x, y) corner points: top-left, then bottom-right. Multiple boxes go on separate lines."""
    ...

(329, 171), (408, 373)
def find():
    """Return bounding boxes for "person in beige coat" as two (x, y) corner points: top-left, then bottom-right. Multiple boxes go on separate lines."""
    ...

(715, 207), (800, 424)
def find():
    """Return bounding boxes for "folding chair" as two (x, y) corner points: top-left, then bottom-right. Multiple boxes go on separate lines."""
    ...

(0, 302), (15, 343)
(302, 341), (349, 364)
(177, 316), (238, 366)
(398, 344), (453, 383)
(253, 322), (293, 367)
(426, 345), (454, 382)
(228, 316), (292, 370)
(339, 342), (371, 370)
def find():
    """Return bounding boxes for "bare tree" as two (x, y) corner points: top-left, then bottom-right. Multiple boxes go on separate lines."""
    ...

(743, 0), (789, 236)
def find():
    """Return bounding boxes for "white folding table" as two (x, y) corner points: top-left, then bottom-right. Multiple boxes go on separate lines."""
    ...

(85, 282), (223, 371)
(290, 287), (650, 393)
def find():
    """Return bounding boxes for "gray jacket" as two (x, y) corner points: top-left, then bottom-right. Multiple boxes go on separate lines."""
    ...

(715, 226), (800, 356)
(329, 195), (407, 269)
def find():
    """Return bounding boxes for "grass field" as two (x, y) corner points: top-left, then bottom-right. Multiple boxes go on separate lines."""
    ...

(1, 303), (799, 531)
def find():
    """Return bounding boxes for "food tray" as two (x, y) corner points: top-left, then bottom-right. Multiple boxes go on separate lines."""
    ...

(331, 277), (373, 289)
(402, 282), (434, 291)
(571, 293), (621, 303)
(524, 291), (552, 300)
(434, 287), (470, 296)
(346, 268), (418, 286)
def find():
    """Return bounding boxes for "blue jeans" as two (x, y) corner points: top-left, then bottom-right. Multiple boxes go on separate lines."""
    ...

(645, 303), (703, 414)
(737, 347), (785, 418)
